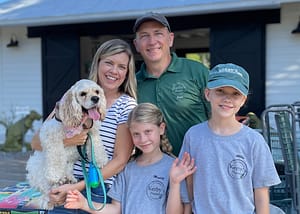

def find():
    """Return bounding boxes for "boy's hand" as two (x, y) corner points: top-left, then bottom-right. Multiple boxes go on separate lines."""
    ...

(169, 152), (196, 185)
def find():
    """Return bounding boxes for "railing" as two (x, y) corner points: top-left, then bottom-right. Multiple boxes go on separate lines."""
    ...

(261, 101), (300, 213)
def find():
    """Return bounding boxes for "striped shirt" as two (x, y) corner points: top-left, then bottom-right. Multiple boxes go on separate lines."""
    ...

(73, 94), (137, 187)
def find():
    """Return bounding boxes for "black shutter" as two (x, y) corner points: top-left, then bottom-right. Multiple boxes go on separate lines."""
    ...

(42, 34), (80, 119)
(210, 23), (266, 116)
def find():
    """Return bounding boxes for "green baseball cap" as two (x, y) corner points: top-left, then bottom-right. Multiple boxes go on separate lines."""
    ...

(207, 63), (249, 96)
(133, 12), (171, 33)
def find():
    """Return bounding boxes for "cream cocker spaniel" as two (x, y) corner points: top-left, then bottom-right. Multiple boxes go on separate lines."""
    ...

(26, 79), (108, 210)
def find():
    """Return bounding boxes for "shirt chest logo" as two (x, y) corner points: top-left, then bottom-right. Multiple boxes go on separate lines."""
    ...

(171, 82), (186, 99)
(227, 155), (248, 179)
(146, 180), (165, 200)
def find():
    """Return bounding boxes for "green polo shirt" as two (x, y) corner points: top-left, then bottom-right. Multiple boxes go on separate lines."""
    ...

(136, 53), (211, 156)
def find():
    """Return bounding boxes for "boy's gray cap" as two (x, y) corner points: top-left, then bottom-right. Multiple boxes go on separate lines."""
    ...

(207, 63), (249, 96)
(133, 12), (171, 33)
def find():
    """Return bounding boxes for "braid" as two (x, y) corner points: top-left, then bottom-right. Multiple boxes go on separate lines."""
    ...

(130, 147), (142, 161)
(160, 133), (175, 157)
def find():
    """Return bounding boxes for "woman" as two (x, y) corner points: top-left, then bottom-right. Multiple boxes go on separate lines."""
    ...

(31, 39), (137, 213)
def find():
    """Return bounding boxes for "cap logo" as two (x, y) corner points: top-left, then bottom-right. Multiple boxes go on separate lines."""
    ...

(217, 68), (243, 77)
(207, 63), (249, 96)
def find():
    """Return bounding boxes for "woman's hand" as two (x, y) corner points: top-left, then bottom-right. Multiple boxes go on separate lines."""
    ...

(63, 130), (89, 147)
(49, 183), (78, 206)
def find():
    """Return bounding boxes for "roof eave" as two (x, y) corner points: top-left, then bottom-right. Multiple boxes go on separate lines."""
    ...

(0, 1), (281, 27)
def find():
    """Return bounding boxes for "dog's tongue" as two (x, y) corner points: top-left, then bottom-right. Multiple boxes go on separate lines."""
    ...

(88, 108), (100, 120)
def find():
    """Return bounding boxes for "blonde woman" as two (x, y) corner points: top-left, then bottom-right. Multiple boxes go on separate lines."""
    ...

(31, 39), (137, 213)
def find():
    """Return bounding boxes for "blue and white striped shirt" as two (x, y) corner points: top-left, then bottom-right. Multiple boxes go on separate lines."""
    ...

(73, 94), (137, 187)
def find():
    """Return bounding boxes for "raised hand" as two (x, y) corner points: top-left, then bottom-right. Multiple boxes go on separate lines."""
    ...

(169, 152), (196, 185)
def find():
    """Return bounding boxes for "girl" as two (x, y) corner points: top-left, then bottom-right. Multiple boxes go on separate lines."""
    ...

(64, 103), (196, 214)
(178, 63), (281, 213)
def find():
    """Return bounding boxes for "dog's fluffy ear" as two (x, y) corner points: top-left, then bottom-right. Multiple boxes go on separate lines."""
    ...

(98, 91), (106, 121)
(98, 104), (106, 121)
(58, 88), (82, 127)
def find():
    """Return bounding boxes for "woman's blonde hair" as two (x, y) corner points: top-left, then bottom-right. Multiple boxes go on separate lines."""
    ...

(88, 39), (137, 100)
(127, 103), (173, 159)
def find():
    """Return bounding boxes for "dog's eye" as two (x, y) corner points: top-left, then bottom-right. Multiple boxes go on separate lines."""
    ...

(80, 92), (87, 97)
(95, 90), (99, 94)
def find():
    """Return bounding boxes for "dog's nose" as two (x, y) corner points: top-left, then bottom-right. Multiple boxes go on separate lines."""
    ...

(91, 96), (99, 103)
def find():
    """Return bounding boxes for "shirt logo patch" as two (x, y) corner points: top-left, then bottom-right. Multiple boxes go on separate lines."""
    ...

(227, 156), (248, 179)
(146, 180), (165, 200)
(171, 82), (186, 99)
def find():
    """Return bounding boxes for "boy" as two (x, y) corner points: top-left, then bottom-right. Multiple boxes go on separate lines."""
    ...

(179, 63), (280, 213)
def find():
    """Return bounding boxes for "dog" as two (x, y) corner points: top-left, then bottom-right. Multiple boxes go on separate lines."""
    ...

(26, 79), (108, 210)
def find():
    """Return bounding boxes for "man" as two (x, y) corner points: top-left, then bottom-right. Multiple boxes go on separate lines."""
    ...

(133, 12), (211, 156)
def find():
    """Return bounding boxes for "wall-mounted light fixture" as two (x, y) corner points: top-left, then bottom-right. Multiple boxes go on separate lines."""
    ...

(292, 16), (300, 34)
(6, 34), (19, 47)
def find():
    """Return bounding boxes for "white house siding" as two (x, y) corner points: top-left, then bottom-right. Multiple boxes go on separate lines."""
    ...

(0, 26), (42, 143)
(0, 2), (299, 143)
(266, 2), (300, 107)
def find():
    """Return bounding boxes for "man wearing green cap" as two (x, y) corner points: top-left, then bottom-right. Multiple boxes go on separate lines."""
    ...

(133, 12), (211, 156)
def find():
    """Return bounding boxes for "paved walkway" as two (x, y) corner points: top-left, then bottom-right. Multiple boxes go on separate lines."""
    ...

(0, 151), (32, 188)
